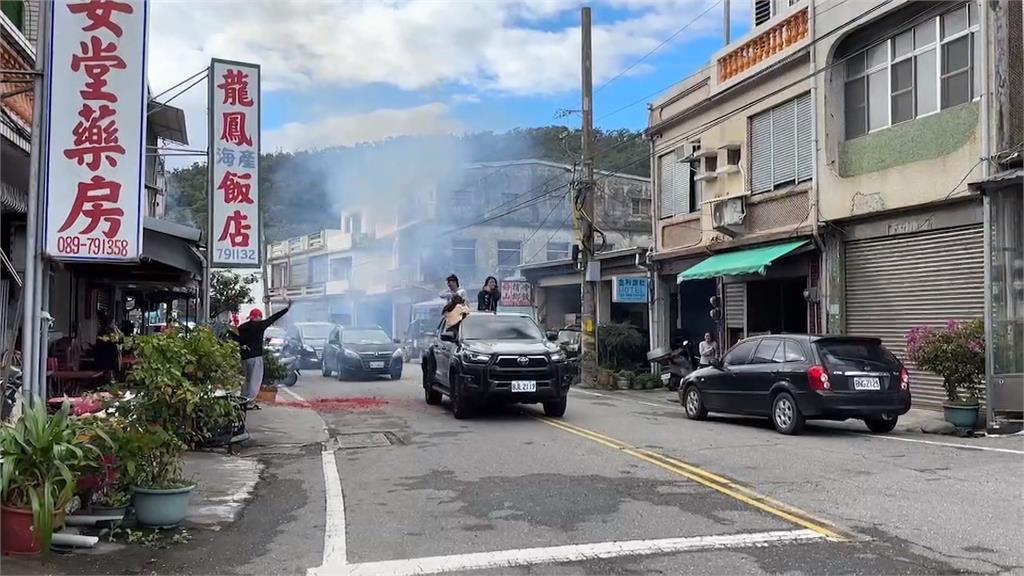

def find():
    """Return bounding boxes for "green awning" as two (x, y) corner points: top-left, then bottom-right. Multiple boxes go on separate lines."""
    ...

(677, 240), (809, 282)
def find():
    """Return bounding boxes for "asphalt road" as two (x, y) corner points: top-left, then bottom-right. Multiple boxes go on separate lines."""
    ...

(290, 366), (1024, 576)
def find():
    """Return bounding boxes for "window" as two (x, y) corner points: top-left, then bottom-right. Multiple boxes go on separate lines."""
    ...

(844, 3), (979, 139)
(658, 144), (701, 219)
(727, 148), (742, 166)
(753, 0), (798, 27)
(702, 154), (718, 175)
(497, 240), (522, 268)
(271, 264), (287, 288)
(750, 93), (813, 193)
(451, 239), (476, 267)
(330, 258), (351, 281)
(631, 198), (651, 216)
(750, 339), (782, 364)
(723, 340), (757, 366)
(310, 255), (328, 283)
(783, 340), (808, 363)
(546, 241), (570, 261)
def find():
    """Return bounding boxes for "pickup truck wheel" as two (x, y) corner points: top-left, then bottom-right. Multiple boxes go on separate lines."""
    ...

(335, 360), (346, 381)
(321, 361), (332, 378)
(450, 367), (473, 420)
(543, 398), (567, 418)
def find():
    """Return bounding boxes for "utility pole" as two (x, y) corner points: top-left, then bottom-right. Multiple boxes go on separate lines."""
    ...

(579, 7), (597, 387)
(723, 0), (731, 45)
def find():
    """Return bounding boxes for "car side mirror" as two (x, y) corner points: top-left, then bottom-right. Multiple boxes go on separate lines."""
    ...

(546, 331), (558, 341)
(440, 333), (456, 343)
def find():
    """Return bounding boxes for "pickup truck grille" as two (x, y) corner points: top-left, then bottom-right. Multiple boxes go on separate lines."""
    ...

(495, 355), (549, 368)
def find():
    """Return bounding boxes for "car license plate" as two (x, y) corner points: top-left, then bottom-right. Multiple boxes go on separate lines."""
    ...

(369, 361), (385, 369)
(511, 380), (536, 392)
(660, 373), (671, 383)
(853, 377), (881, 390)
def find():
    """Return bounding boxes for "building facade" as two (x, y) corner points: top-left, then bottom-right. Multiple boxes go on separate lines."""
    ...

(266, 159), (652, 340)
(648, 0), (1022, 426)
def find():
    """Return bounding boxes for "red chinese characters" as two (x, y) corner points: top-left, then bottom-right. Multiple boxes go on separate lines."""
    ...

(213, 65), (258, 255)
(59, 0), (132, 250)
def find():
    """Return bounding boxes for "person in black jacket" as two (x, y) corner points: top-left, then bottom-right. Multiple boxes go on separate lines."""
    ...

(477, 276), (501, 312)
(231, 301), (291, 401)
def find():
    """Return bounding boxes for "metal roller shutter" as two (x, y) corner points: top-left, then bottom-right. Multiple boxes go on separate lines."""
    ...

(725, 283), (746, 329)
(845, 225), (984, 409)
(659, 153), (675, 219)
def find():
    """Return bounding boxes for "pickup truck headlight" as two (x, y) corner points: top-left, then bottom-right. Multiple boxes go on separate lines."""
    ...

(461, 350), (491, 363)
(549, 350), (565, 362)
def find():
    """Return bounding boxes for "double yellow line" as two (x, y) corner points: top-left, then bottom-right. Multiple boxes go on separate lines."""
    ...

(538, 416), (847, 542)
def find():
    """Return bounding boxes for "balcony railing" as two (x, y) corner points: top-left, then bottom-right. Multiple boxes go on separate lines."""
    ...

(717, 7), (808, 85)
(267, 284), (326, 300)
(268, 231), (329, 259)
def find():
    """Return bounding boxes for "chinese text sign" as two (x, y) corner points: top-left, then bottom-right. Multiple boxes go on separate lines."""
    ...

(612, 276), (648, 303)
(209, 59), (260, 267)
(45, 0), (149, 261)
(501, 280), (533, 307)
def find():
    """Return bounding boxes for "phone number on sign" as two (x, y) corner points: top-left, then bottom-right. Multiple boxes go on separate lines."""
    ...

(56, 236), (129, 257)
(216, 248), (257, 262)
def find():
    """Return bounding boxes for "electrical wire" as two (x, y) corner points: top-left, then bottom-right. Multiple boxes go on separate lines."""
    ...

(148, 71), (208, 117)
(594, 0), (724, 96)
(151, 67), (208, 102)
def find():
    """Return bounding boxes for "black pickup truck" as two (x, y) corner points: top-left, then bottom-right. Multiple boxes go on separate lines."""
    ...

(421, 313), (572, 419)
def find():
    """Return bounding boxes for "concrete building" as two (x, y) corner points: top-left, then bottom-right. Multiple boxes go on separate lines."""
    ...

(266, 159), (651, 340)
(647, 0), (1022, 426)
(647, 0), (819, 356)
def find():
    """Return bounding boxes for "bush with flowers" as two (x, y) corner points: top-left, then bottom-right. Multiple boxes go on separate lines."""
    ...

(905, 319), (984, 405)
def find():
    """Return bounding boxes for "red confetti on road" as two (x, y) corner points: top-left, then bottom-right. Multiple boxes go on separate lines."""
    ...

(273, 396), (388, 412)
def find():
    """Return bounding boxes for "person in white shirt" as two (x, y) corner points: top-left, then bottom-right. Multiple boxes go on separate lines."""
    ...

(698, 332), (719, 367)
(440, 274), (468, 305)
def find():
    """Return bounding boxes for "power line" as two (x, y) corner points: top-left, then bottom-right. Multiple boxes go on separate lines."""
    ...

(149, 71), (208, 117)
(151, 67), (208, 102)
(594, 0), (724, 95)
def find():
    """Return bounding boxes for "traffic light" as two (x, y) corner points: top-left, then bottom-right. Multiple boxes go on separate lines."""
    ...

(709, 295), (722, 322)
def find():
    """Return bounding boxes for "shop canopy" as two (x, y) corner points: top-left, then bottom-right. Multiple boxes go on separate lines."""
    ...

(677, 240), (808, 283)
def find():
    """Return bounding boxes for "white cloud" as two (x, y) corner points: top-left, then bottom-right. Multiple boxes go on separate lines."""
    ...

(147, 0), (736, 155)
(264, 102), (463, 152)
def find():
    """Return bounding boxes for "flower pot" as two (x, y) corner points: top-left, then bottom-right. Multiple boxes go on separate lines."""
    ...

(943, 403), (980, 429)
(90, 504), (129, 517)
(131, 485), (194, 528)
(1, 505), (64, 555)
(596, 370), (613, 388)
(256, 386), (277, 403)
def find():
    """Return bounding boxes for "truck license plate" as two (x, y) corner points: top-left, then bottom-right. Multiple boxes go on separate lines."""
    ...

(511, 381), (536, 392)
(853, 377), (880, 390)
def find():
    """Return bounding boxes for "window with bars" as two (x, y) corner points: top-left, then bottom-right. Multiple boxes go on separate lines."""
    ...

(749, 93), (813, 193)
(658, 144), (701, 219)
(451, 239), (476, 267)
(844, 2), (979, 139)
(631, 198), (651, 216)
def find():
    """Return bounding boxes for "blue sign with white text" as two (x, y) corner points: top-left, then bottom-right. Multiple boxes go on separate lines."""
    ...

(613, 276), (649, 303)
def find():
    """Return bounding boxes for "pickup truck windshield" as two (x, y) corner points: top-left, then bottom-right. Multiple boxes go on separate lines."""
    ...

(461, 315), (544, 341)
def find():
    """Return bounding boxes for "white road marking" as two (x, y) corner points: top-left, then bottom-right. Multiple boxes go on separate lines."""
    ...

(340, 529), (825, 576)
(866, 434), (1024, 455)
(279, 386), (306, 403)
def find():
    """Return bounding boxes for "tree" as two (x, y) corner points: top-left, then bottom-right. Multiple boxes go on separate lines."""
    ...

(209, 270), (258, 318)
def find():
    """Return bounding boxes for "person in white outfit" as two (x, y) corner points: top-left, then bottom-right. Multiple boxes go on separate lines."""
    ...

(698, 332), (719, 368)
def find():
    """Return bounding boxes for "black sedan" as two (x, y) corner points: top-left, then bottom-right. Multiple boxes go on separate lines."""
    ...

(679, 335), (911, 435)
(322, 325), (403, 381)
(421, 313), (572, 419)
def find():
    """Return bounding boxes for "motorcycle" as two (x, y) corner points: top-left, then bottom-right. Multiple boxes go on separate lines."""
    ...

(272, 349), (299, 387)
(647, 342), (695, 392)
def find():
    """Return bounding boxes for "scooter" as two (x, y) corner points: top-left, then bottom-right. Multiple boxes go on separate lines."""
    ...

(647, 342), (695, 392)
(273, 350), (299, 387)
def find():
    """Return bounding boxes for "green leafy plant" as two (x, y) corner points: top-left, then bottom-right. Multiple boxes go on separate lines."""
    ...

(116, 424), (188, 490)
(262, 349), (286, 386)
(0, 401), (107, 553)
(209, 270), (258, 319)
(598, 323), (647, 372)
(634, 373), (663, 390)
(905, 319), (985, 405)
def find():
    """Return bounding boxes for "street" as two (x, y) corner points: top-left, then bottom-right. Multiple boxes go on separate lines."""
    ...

(286, 368), (1022, 575)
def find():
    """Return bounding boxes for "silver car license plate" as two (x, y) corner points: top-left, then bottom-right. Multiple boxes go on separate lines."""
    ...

(511, 380), (537, 392)
(369, 361), (385, 369)
(853, 377), (881, 390)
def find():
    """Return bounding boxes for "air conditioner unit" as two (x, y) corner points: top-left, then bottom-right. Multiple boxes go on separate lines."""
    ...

(711, 196), (746, 237)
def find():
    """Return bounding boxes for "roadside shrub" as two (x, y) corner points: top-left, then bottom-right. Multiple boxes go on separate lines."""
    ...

(598, 323), (646, 372)
(905, 319), (984, 404)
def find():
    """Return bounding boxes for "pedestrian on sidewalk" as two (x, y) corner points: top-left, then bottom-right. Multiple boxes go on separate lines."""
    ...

(231, 301), (291, 402)
(698, 332), (719, 368)
(477, 276), (501, 312)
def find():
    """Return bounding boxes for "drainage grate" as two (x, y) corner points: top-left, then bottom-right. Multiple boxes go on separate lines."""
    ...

(330, 432), (395, 450)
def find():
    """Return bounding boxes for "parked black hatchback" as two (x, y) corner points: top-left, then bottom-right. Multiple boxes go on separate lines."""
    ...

(679, 335), (911, 435)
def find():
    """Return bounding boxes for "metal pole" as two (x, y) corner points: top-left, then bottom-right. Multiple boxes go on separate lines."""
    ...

(579, 7), (598, 387)
(723, 0), (731, 45)
(21, 0), (49, 404)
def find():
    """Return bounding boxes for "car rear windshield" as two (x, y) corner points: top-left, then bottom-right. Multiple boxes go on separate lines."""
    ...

(816, 340), (900, 371)
(298, 324), (333, 340)
(461, 316), (544, 341)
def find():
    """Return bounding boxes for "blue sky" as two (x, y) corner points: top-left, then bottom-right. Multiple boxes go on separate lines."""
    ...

(148, 0), (752, 155)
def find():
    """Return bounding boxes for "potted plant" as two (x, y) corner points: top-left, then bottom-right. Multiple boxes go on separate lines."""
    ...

(906, 319), (985, 428)
(616, 370), (635, 390)
(118, 424), (193, 527)
(0, 401), (103, 555)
